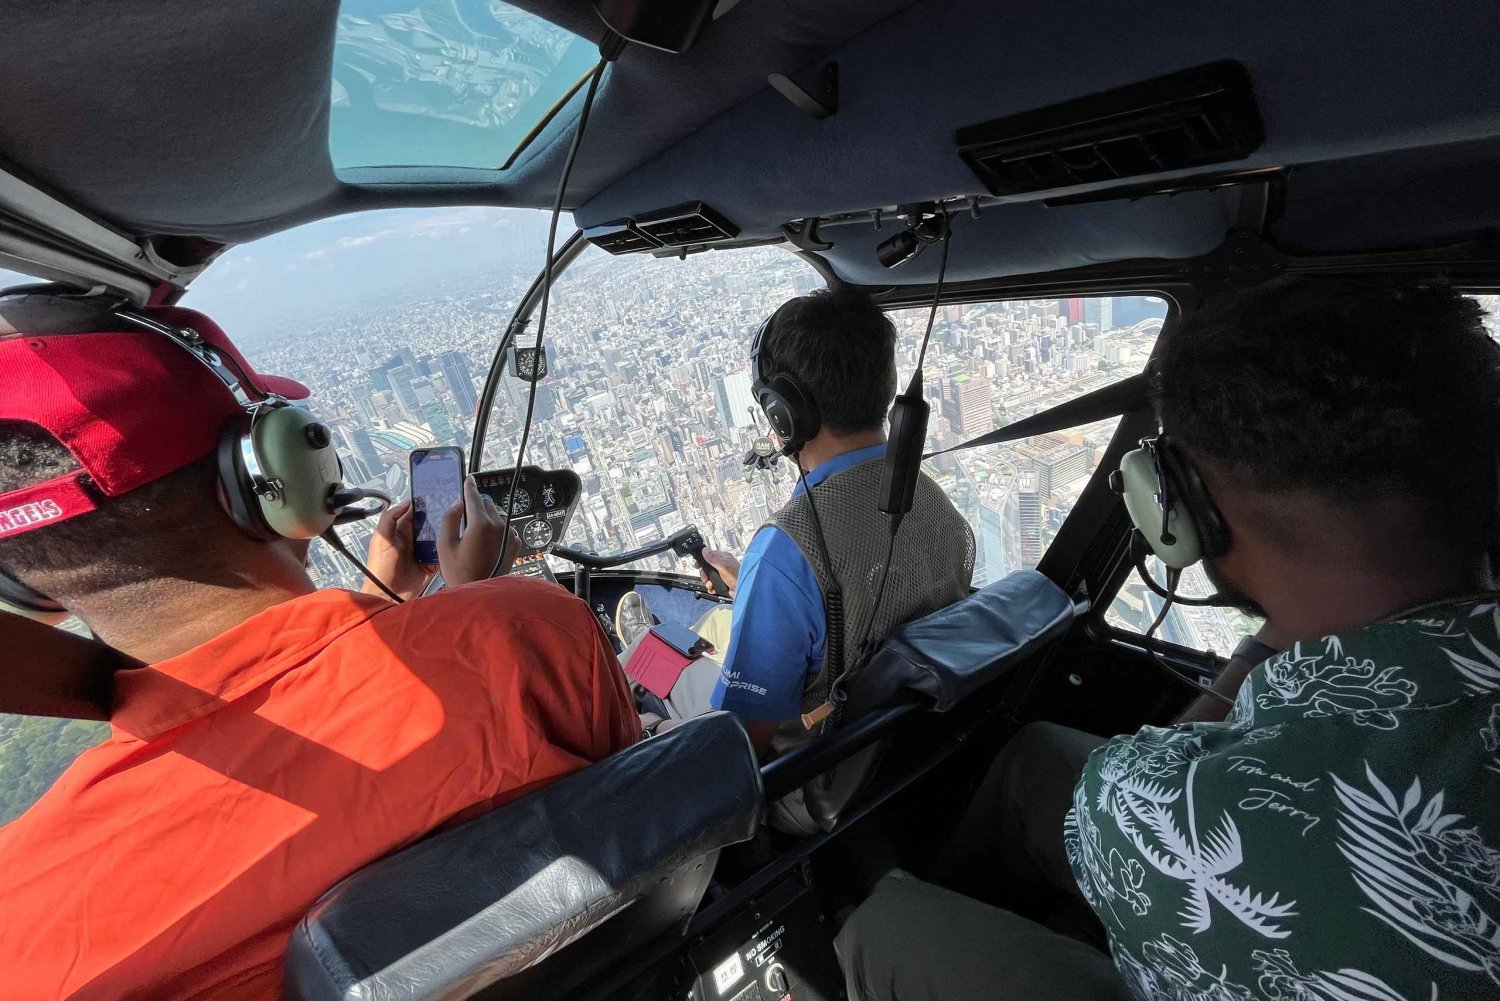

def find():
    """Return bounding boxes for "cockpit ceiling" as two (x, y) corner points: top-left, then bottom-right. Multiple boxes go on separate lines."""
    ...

(3, 0), (1500, 287)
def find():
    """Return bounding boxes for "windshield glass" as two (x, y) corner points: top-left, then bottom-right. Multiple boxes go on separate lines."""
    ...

(330, 0), (597, 170)
(490, 245), (825, 572)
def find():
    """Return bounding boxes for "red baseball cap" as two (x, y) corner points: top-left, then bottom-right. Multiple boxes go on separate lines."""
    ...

(0, 305), (309, 540)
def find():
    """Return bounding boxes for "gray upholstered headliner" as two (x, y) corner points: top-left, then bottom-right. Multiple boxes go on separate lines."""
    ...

(3, 0), (1500, 286)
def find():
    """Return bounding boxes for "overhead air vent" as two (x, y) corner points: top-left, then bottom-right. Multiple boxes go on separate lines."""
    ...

(955, 61), (1264, 197)
(635, 202), (739, 247)
(584, 202), (740, 255)
(581, 221), (661, 255)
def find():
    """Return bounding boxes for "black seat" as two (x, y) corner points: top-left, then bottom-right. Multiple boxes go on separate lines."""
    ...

(847, 568), (1076, 718)
(284, 712), (762, 1001)
(772, 569), (1077, 830)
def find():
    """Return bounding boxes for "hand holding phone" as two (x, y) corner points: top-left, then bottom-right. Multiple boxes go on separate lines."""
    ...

(410, 446), (464, 566)
(436, 476), (517, 587)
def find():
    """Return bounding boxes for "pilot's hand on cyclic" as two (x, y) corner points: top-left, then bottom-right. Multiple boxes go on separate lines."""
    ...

(438, 476), (515, 587)
(362, 499), (435, 601)
(699, 548), (741, 597)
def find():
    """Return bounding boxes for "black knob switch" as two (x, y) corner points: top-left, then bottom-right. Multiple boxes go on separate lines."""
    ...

(304, 423), (332, 449)
(767, 964), (788, 992)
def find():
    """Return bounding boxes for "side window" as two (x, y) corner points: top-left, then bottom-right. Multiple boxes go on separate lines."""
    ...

(182, 207), (548, 589)
(491, 245), (824, 573)
(1105, 559), (1265, 659)
(885, 296), (1169, 585)
(1104, 292), (1500, 658)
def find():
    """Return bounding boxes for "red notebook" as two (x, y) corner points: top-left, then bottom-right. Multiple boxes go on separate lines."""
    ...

(626, 631), (706, 698)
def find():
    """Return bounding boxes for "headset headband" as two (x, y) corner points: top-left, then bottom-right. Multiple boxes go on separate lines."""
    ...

(110, 307), (273, 413)
(749, 312), (775, 387)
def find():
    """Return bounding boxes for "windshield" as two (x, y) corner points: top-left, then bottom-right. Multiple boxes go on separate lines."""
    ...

(491, 245), (825, 572)
(329, 0), (598, 170)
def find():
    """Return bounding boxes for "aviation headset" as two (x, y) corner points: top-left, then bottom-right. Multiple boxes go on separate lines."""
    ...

(749, 307), (821, 456)
(1113, 434), (1231, 572)
(0, 301), (387, 620)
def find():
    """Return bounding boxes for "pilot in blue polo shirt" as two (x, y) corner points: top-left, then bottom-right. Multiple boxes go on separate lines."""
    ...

(635, 287), (974, 759)
(684, 285), (919, 756)
(706, 442), (887, 724)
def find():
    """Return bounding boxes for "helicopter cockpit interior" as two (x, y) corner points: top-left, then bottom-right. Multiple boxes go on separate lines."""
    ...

(5, 0), (1500, 999)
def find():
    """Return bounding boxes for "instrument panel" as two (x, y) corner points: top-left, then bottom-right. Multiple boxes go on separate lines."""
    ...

(473, 466), (581, 584)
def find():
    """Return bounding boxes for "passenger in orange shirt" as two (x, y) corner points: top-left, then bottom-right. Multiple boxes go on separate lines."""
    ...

(0, 304), (640, 999)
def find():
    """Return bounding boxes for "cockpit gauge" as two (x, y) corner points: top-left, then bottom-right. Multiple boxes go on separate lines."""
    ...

(509, 345), (549, 382)
(522, 518), (554, 550)
(473, 466), (581, 577)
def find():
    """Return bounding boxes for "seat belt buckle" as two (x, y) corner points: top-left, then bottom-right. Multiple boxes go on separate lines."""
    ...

(801, 700), (835, 730)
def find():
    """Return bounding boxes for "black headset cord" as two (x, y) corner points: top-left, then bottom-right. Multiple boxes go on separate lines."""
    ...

(321, 526), (404, 603)
(500, 51), (611, 559)
(796, 463), (849, 727)
(1141, 560), (1234, 708)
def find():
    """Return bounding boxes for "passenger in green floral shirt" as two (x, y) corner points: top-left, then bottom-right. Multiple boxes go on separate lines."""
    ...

(837, 278), (1500, 1001)
(1071, 598), (1500, 1001)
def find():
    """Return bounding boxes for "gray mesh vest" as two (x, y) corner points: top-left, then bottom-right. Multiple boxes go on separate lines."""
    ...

(768, 456), (975, 713)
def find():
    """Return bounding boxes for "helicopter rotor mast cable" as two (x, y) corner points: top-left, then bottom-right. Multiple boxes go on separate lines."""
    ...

(500, 51), (611, 563)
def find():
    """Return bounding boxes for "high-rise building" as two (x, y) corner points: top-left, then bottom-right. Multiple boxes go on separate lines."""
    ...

(1032, 444), (1090, 495)
(386, 364), (422, 420)
(792, 272), (821, 296)
(942, 375), (994, 436)
(1064, 298), (1085, 325)
(369, 349), (420, 394)
(351, 390), (379, 426)
(438, 349), (479, 417)
(1083, 297), (1114, 333)
(532, 383), (560, 423)
(713, 370), (755, 433)
(337, 422), (384, 478)
(1017, 471), (1042, 569)
(423, 400), (456, 446)
(339, 452), (374, 485)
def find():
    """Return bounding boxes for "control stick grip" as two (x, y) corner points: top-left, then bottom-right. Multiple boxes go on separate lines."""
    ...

(694, 549), (730, 597)
(671, 526), (729, 596)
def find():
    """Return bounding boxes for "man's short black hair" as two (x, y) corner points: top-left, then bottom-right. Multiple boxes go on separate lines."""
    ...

(761, 286), (897, 435)
(0, 421), (236, 602)
(1159, 277), (1499, 528)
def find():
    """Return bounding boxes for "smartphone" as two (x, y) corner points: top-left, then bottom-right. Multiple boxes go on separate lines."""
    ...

(649, 622), (714, 659)
(409, 446), (465, 566)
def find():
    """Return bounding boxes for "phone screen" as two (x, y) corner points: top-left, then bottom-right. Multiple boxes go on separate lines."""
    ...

(410, 447), (464, 566)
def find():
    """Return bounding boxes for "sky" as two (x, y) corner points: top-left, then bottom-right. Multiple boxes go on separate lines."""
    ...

(1, 204), (558, 340)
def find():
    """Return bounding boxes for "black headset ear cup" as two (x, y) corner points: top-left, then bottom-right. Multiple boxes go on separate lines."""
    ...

(764, 373), (821, 455)
(1157, 439), (1231, 560)
(217, 418), (278, 542)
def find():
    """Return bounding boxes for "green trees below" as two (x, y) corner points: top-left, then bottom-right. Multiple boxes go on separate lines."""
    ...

(0, 714), (108, 826)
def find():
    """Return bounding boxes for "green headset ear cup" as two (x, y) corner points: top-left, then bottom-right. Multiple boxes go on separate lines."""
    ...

(1119, 445), (1203, 570)
(250, 406), (342, 540)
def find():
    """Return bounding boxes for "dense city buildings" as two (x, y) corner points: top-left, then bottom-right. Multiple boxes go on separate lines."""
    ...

(215, 239), (1500, 660)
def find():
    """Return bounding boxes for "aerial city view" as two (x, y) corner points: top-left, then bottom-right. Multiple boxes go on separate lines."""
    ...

(199, 220), (1247, 654)
(4, 214), (1496, 825)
